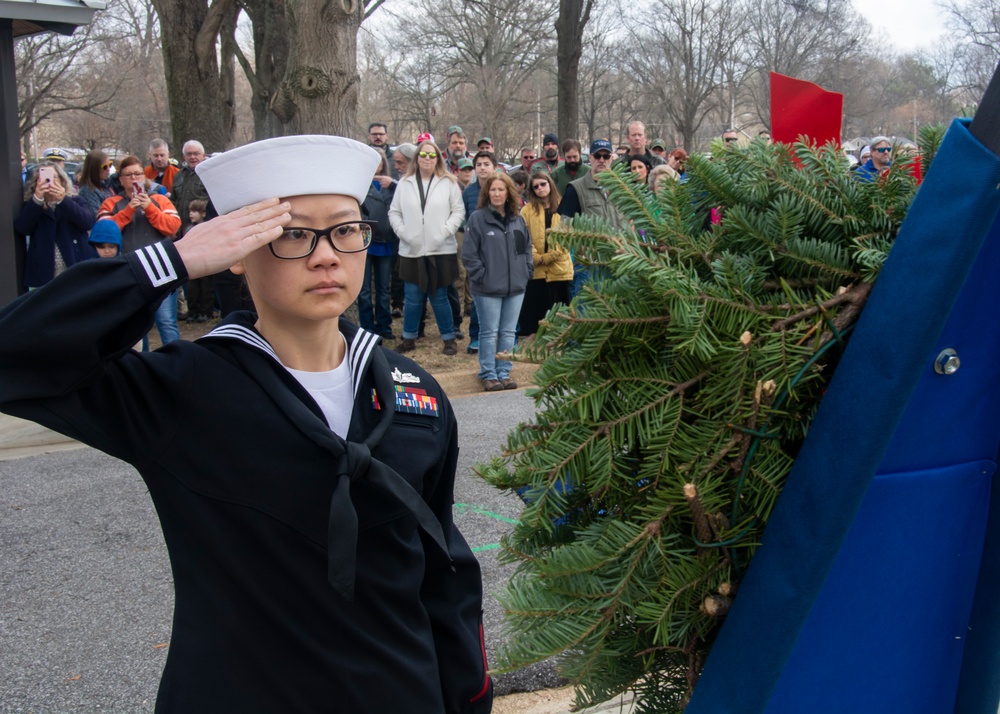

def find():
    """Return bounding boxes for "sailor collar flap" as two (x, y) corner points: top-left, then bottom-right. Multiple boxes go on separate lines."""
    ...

(197, 317), (450, 600)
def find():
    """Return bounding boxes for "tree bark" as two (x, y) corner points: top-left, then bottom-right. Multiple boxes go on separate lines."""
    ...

(236, 0), (289, 140)
(555, 0), (594, 143)
(151, 0), (235, 153)
(270, 0), (362, 136)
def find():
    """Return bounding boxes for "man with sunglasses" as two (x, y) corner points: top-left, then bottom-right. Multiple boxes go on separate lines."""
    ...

(520, 146), (537, 172)
(557, 139), (626, 298)
(854, 135), (893, 183)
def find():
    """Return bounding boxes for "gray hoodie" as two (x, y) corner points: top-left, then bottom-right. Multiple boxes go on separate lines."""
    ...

(462, 206), (534, 297)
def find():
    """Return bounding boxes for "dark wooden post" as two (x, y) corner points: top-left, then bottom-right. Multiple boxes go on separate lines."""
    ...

(0, 19), (25, 304)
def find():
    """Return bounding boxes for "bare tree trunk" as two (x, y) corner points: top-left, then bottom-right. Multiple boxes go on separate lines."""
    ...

(219, 3), (240, 147)
(270, 0), (362, 136)
(234, 0), (289, 140)
(555, 0), (595, 142)
(152, 0), (235, 153)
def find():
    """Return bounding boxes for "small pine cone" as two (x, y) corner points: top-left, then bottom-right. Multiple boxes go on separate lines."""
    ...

(702, 594), (731, 617)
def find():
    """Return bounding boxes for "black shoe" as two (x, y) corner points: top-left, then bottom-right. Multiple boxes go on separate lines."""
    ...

(379, 333), (396, 341)
(396, 339), (416, 353)
(454, 330), (464, 340)
(391, 308), (403, 318)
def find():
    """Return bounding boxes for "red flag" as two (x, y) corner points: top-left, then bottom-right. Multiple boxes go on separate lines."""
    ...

(770, 72), (843, 147)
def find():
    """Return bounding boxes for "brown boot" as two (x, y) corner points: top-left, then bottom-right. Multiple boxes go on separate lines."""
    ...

(442, 339), (458, 356)
(396, 338), (416, 354)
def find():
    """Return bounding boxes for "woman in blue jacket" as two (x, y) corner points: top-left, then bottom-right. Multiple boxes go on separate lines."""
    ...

(15, 161), (96, 289)
(462, 172), (533, 391)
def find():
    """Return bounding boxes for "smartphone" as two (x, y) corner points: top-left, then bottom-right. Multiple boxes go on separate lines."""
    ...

(132, 182), (144, 197)
(37, 166), (55, 187)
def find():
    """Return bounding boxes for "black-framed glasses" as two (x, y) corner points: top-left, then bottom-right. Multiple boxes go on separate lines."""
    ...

(269, 221), (374, 259)
(874, 147), (892, 153)
(592, 152), (612, 160)
(724, 136), (738, 143)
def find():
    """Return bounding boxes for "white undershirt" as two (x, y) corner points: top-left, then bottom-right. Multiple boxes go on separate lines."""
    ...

(283, 334), (354, 439)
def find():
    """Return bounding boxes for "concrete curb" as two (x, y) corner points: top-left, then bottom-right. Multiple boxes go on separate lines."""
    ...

(0, 413), (81, 461)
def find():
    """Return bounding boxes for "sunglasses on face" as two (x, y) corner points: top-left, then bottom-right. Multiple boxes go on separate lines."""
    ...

(531, 183), (548, 191)
(523, 155), (535, 160)
(418, 151), (437, 159)
(592, 153), (612, 160)
(101, 162), (113, 170)
(724, 137), (738, 143)
(874, 147), (891, 153)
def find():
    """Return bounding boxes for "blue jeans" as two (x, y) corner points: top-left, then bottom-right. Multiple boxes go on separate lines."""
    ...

(358, 254), (394, 335)
(143, 290), (180, 351)
(403, 282), (454, 340)
(474, 292), (524, 381)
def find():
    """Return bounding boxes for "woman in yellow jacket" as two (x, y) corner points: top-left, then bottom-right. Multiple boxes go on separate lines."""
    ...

(518, 172), (574, 337)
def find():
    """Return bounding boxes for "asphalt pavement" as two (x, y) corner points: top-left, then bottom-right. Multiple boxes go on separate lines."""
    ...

(0, 390), (569, 711)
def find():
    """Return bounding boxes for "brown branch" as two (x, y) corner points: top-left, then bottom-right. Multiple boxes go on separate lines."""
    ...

(195, 0), (237, 75)
(771, 282), (870, 331)
(683, 483), (714, 548)
(820, 281), (872, 345)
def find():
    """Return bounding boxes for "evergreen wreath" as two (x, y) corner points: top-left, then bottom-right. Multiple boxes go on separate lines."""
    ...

(479, 127), (945, 712)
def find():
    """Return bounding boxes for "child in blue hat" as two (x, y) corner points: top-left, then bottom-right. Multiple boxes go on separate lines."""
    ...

(88, 220), (122, 259)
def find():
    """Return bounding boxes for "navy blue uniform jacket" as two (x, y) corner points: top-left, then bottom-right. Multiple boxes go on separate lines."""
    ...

(0, 240), (492, 713)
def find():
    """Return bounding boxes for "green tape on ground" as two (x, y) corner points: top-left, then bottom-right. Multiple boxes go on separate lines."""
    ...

(472, 543), (502, 553)
(453, 503), (520, 525)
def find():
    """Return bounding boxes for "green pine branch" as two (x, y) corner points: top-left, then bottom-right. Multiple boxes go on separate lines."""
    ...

(481, 131), (944, 710)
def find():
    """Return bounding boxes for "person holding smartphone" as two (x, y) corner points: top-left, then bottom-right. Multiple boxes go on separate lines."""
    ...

(97, 155), (182, 347)
(14, 161), (95, 290)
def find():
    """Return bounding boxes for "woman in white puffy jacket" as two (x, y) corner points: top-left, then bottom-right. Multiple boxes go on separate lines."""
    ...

(388, 140), (465, 355)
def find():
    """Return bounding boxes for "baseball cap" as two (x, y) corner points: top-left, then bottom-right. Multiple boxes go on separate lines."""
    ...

(447, 125), (464, 137)
(650, 138), (666, 150)
(477, 136), (492, 146)
(457, 158), (474, 169)
(589, 139), (613, 155)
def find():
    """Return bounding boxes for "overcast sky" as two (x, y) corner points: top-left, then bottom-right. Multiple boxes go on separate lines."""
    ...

(858, 0), (950, 52)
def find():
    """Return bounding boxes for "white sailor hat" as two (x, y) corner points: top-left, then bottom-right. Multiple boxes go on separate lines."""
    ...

(196, 135), (380, 215)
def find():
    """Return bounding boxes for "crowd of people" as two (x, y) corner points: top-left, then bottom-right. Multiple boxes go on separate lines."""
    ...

(16, 139), (221, 349)
(359, 120), (690, 391)
(15, 121), (896, 390)
(4, 123), (908, 710)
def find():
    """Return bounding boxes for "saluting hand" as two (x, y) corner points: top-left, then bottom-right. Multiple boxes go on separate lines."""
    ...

(175, 197), (291, 280)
